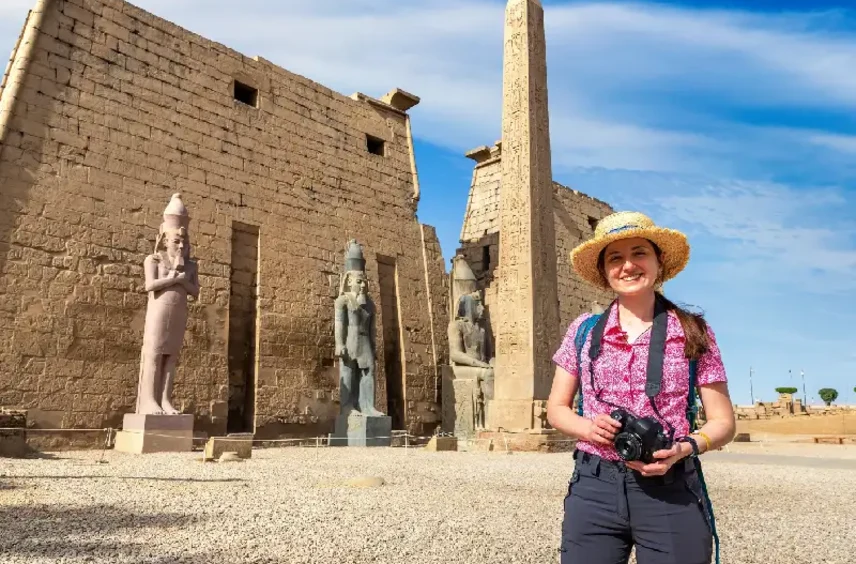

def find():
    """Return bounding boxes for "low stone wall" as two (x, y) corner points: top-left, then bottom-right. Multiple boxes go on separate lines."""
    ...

(736, 411), (856, 436)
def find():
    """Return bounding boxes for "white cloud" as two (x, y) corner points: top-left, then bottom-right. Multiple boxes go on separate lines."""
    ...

(558, 167), (856, 294)
(808, 133), (856, 154)
(2, 0), (856, 292)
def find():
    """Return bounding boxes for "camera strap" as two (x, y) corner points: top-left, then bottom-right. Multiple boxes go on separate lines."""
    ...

(586, 293), (676, 441)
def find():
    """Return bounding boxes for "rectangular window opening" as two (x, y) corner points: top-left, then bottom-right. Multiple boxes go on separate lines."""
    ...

(366, 134), (385, 156)
(234, 80), (258, 108)
(587, 216), (598, 231)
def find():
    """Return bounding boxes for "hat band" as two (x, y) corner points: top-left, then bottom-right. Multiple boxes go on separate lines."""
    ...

(606, 224), (641, 234)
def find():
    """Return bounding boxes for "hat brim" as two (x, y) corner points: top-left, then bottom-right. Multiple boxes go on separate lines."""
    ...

(570, 227), (690, 290)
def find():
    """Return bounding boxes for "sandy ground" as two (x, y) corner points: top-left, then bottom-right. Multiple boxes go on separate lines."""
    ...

(1, 442), (854, 564)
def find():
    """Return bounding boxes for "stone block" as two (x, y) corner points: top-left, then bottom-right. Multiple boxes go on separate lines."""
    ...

(0, 409), (28, 458)
(425, 435), (457, 451)
(203, 433), (253, 461)
(330, 412), (392, 447)
(114, 413), (194, 454)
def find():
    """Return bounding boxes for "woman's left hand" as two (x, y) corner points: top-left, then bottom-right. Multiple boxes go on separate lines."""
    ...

(625, 442), (690, 476)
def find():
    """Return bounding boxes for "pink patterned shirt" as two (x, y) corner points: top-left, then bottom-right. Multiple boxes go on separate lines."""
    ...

(552, 303), (728, 461)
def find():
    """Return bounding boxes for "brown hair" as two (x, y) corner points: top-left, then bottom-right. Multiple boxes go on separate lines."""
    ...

(597, 240), (709, 360)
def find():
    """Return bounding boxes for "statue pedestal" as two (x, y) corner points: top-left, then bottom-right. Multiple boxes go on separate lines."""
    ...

(114, 414), (194, 454)
(330, 412), (392, 447)
(440, 365), (493, 437)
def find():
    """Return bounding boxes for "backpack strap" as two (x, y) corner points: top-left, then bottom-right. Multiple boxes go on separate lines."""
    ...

(572, 314), (600, 417)
(687, 359), (699, 430)
(687, 359), (721, 564)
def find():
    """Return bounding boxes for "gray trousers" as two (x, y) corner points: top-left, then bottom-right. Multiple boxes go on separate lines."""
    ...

(560, 450), (713, 564)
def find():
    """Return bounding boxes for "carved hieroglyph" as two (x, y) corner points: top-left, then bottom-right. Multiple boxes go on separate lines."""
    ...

(136, 193), (200, 415)
(491, 0), (561, 430)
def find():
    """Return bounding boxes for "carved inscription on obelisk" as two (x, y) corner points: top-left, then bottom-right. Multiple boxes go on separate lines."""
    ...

(491, 0), (560, 430)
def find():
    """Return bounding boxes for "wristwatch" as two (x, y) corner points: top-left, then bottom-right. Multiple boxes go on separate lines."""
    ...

(676, 435), (699, 458)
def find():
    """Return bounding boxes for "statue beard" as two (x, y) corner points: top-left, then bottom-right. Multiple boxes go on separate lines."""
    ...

(356, 292), (367, 305)
(172, 253), (185, 271)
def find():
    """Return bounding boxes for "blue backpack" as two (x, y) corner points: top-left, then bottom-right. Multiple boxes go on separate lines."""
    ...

(573, 313), (720, 564)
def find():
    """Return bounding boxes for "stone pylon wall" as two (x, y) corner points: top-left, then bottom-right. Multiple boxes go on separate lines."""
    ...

(0, 0), (447, 442)
(456, 146), (615, 419)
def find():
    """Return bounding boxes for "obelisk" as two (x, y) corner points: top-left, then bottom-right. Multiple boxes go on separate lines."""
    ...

(489, 0), (560, 431)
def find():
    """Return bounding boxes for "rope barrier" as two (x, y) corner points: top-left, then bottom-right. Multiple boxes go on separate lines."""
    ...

(0, 427), (110, 432)
(0, 427), (583, 447)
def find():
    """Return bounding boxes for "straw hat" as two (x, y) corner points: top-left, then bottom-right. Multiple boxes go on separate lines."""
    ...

(571, 211), (689, 290)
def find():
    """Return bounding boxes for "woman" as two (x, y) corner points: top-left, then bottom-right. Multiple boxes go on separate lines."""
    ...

(547, 211), (736, 564)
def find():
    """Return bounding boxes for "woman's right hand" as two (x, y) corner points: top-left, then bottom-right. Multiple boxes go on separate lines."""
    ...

(582, 414), (622, 445)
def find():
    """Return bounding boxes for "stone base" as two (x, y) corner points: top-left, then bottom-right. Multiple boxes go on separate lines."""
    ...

(330, 412), (392, 447)
(486, 398), (535, 431)
(114, 414), (194, 454)
(441, 365), (493, 438)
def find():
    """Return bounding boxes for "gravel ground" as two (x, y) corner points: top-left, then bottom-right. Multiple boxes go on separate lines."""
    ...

(1, 443), (854, 564)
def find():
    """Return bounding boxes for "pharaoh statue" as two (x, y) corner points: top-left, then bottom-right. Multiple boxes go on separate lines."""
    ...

(445, 256), (494, 431)
(135, 193), (200, 415)
(334, 240), (384, 417)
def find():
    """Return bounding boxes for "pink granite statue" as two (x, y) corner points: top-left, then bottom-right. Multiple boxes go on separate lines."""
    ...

(135, 193), (200, 415)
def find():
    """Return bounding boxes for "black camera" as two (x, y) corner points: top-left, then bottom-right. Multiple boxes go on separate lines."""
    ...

(609, 408), (671, 463)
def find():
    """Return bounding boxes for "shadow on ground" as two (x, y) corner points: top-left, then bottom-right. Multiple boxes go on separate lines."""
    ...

(0, 503), (214, 562)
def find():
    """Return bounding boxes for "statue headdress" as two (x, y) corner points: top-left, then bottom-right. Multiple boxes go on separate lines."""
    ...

(450, 254), (478, 318)
(344, 239), (365, 272)
(157, 193), (191, 255)
(161, 193), (190, 230)
(339, 239), (367, 295)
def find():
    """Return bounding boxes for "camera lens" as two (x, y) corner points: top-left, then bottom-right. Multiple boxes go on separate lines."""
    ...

(614, 432), (642, 461)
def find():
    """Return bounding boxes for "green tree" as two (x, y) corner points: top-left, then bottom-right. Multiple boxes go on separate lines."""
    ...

(818, 388), (838, 406)
(775, 387), (798, 395)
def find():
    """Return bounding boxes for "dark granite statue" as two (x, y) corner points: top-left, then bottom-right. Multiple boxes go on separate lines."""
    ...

(334, 240), (383, 417)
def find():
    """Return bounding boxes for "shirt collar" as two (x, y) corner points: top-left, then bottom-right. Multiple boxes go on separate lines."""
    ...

(602, 299), (675, 345)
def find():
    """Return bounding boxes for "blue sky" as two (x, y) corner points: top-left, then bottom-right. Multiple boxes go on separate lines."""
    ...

(2, 0), (854, 406)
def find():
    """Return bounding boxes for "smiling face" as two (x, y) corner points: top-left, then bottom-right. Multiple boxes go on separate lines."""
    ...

(599, 237), (663, 297)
